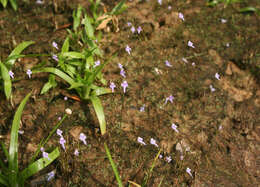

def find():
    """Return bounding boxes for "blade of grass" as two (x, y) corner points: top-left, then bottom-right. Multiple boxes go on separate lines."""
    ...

(0, 174), (8, 186)
(90, 96), (106, 135)
(20, 147), (60, 182)
(8, 92), (31, 186)
(0, 62), (12, 99)
(0, 0), (8, 8)
(110, 0), (127, 15)
(104, 143), (123, 187)
(9, 0), (17, 11)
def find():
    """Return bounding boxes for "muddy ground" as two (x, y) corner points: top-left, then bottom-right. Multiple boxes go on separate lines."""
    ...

(0, 0), (260, 186)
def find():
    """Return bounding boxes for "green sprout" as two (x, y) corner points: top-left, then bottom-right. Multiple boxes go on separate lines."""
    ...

(0, 0), (17, 11)
(0, 41), (35, 100)
(0, 93), (60, 186)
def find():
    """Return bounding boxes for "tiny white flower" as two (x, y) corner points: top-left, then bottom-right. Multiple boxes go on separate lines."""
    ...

(171, 123), (179, 133)
(215, 73), (220, 80)
(137, 137), (146, 145)
(188, 41), (195, 48)
(150, 138), (159, 147)
(186, 167), (193, 177)
(65, 108), (72, 115)
(178, 13), (185, 21)
(210, 84), (216, 92)
(221, 19), (227, 23)
(165, 156), (172, 163)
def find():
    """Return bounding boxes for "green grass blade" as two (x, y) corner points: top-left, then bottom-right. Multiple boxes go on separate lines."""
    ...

(91, 85), (112, 96)
(0, 62), (12, 99)
(1, 141), (9, 162)
(110, 0), (127, 15)
(104, 143), (123, 187)
(83, 15), (95, 39)
(32, 67), (75, 86)
(0, 0), (8, 8)
(0, 174), (8, 186)
(9, 0), (17, 11)
(20, 147), (60, 182)
(6, 41), (35, 66)
(90, 96), (106, 135)
(61, 37), (70, 54)
(62, 52), (85, 59)
(73, 5), (83, 32)
(8, 92), (31, 185)
(86, 61), (108, 85)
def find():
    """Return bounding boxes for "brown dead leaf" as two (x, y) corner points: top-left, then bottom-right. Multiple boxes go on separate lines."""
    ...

(96, 17), (112, 30)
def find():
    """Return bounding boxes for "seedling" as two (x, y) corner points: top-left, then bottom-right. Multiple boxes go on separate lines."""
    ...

(0, 93), (60, 186)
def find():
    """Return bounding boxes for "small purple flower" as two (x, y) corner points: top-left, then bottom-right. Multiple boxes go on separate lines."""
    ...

(120, 69), (126, 78)
(58, 116), (61, 121)
(182, 57), (188, 63)
(171, 123), (179, 133)
(186, 167), (193, 178)
(188, 41), (195, 48)
(118, 63), (123, 69)
(158, 0), (162, 5)
(219, 125), (222, 130)
(110, 82), (116, 93)
(137, 26), (142, 34)
(159, 154), (163, 159)
(52, 41), (59, 50)
(165, 156), (172, 163)
(168, 6), (172, 10)
(52, 55), (58, 62)
(93, 60), (100, 68)
(210, 85), (216, 92)
(150, 138), (159, 147)
(9, 71), (14, 79)
(137, 137), (146, 145)
(215, 73), (220, 80)
(180, 155), (184, 160)
(41, 147), (50, 160)
(165, 95), (174, 104)
(121, 80), (128, 93)
(74, 149), (79, 156)
(140, 104), (145, 112)
(127, 22), (132, 27)
(56, 129), (63, 137)
(226, 43), (230, 47)
(59, 136), (66, 150)
(36, 0), (44, 4)
(179, 13), (185, 21)
(192, 62), (196, 66)
(47, 171), (55, 181)
(165, 60), (172, 67)
(79, 133), (87, 145)
(125, 45), (131, 55)
(26, 69), (32, 79)
(130, 26), (135, 33)
(64, 96), (68, 100)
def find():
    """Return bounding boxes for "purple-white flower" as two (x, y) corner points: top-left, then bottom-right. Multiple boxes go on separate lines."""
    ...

(52, 55), (58, 62)
(221, 19), (227, 23)
(150, 138), (159, 147)
(210, 85), (216, 92)
(182, 57), (188, 63)
(59, 136), (66, 150)
(79, 133), (87, 145)
(64, 96), (68, 100)
(125, 45), (131, 55)
(130, 26), (135, 33)
(52, 41), (59, 50)
(165, 60), (172, 67)
(118, 63), (123, 69)
(219, 125), (223, 130)
(165, 95), (174, 104)
(226, 43), (230, 47)
(140, 104), (145, 112)
(165, 156), (172, 163)
(215, 73), (220, 80)
(56, 129), (63, 137)
(110, 82), (116, 92)
(40, 147), (50, 160)
(188, 41), (195, 48)
(137, 26), (142, 34)
(93, 60), (100, 68)
(47, 171), (55, 181)
(137, 137), (146, 145)
(9, 71), (14, 79)
(26, 69), (32, 79)
(121, 80), (128, 93)
(120, 69), (126, 78)
(158, 0), (162, 5)
(171, 123), (179, 133)
(58, 116), (61, 121)
(36, 0), (44, 4)
(192, 62), (196, 66)
(127, 22), (132, 27)
(168, 6), (172, 10)
(74, 149), (79, 156)
(186, 167), (193, 177)
(159, 154), (163, 159)
(178, 13), (185, 21)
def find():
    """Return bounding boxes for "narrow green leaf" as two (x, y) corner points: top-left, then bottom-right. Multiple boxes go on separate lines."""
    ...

(0, 0), (8, 7)
(9, 93), (31, 185)
(9, 0), (17, 11)
(83, 15), (95, 39)
(110, 0), (127, 15)
(104, 143), (123, 187)
(61, 37), (70, 54)
(0, 62), (12, 99)
(62, 52), (85, 59)
(91, 85), (112, 96)
(1, 141), (9, 162)
(6, 41), (35, 66)
(20, 148), (60, 181)
(32, 67), (75, 86)
(86, 61), (108, 85)
(40, 78), (57, 95)
(239, 7), (260, 15)
(90, 96), (106, 135)
(0, 174), (8, 186)
(73, 5), (83, 32)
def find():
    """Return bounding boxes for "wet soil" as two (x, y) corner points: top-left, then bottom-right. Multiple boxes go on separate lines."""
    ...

(0, 0), (260, 186)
